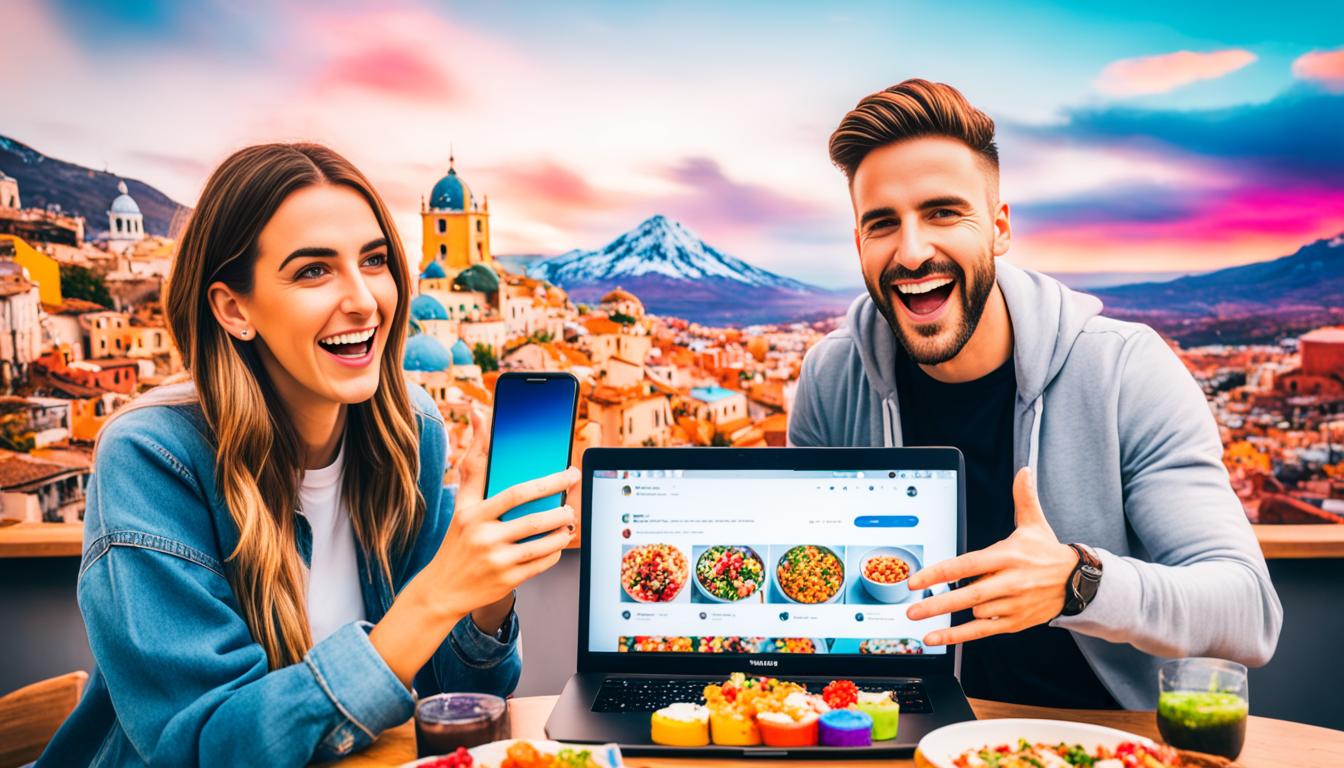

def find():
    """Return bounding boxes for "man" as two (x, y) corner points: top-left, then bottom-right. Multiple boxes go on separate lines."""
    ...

(789, 79), (1281, 709)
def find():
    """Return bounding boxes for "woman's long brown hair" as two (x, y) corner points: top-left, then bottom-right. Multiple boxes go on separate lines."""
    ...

(104, 143), (424, 669)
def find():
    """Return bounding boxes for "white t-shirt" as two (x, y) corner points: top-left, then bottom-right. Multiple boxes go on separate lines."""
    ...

(299, 442), (367, 643)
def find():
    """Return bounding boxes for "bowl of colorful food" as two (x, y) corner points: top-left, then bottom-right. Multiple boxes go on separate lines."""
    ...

(916, 718), (1182, 768)
(621, 544), (689, 603)
(858, 546), (922, 604)
(694, 545), (766, 603)
(402, 738), (622, 767)
(774, 545), (845, 604)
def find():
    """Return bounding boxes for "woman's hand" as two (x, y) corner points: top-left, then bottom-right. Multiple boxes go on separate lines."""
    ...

(370, 406), (577, 687)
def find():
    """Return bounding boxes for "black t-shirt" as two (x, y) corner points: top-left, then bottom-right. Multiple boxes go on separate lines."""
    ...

(894, 350), (1119, 709)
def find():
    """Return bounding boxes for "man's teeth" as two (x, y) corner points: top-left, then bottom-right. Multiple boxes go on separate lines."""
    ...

(319, 327), (376, 346)
(895, 277), (954, 295)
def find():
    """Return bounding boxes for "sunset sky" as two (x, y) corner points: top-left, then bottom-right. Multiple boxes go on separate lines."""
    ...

(3, 0), (1343, 287)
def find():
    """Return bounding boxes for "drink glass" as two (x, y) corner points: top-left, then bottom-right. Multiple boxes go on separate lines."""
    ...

(1156, 657), (1248, 760)
(414, 692), (510, 758)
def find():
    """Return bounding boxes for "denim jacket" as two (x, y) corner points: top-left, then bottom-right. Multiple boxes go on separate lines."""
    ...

(38, 383), (522, 766)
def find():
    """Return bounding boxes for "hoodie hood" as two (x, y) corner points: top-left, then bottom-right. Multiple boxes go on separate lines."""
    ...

(847, 260), (1103, 404)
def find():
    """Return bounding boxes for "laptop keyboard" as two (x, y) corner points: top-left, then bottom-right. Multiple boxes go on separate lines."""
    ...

(591, 677), (932, 714)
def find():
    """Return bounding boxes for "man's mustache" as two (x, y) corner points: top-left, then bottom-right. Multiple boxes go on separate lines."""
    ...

(880, 259), (965, 285)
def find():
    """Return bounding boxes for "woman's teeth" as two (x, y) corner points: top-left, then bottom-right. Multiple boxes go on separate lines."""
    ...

(320, 327), (376, 345)
(318, 327), (376, 357)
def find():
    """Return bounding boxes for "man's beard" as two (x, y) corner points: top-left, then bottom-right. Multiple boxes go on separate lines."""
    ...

(866, 252), (996, 366)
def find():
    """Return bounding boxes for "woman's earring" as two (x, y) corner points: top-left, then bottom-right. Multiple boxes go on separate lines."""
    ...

(239, 328), (251, 339)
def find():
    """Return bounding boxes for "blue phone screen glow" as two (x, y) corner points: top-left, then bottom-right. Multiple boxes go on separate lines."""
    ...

(485, 375), (577, 522)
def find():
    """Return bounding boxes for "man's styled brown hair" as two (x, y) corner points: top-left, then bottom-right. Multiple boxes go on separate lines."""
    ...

(828, 78), (999, 182)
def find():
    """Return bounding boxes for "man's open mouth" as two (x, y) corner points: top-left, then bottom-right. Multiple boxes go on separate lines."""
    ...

(317, 325), (377, 359)
(893, 276), (956, 317)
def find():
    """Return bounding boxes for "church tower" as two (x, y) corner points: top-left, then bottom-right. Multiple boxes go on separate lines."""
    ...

(106, 179), (145, 255)
(420, 153), (491, 275)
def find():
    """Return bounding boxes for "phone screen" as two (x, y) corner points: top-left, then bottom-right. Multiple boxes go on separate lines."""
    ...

(485, 373), (579, 524)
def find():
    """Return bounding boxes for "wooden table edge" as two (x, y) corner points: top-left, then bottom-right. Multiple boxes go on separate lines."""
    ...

(0, 521), (83, 558)
(1251, 523), (1344, 559)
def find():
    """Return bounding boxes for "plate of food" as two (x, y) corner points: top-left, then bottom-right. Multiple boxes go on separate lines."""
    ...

(768, 637), (830, 654)
(860, 637), (924, 655)
(402, 738), (623, 768)
(620, 543), (688, 603)
(859, 546), (922, 604)
(694, 545), (766, 602)
(695, 636), (768, 653)
(774, 545), (845, 604)
(916, 718), (1183, 768)
(617, 635), (694, 653)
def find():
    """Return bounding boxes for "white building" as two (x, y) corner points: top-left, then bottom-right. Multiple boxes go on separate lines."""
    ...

(106, 180), (146, 255)
(0, 170), (20, 210)
(0, 262), (44, 385)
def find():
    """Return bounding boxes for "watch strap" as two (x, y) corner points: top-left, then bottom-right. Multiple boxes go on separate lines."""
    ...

(1061, 543), (1102, 617)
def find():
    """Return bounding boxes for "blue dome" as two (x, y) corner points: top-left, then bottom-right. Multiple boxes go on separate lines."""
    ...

(450, 339), (474, 366)
(420, 261), (447, 279)
(403, 334), (451, 372)
(429, 167), (472, 211)
(109, 181), (140, 215)
(410, 294), (449, 321)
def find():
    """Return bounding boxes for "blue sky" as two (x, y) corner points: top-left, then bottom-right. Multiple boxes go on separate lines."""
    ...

(5, 0), (1342, 285)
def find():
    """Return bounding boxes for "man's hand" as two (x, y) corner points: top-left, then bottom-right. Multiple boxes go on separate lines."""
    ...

(904, 467), (1079, 646)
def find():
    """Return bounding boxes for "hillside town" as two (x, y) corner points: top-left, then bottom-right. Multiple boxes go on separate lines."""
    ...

(0, 161), (1339, 526)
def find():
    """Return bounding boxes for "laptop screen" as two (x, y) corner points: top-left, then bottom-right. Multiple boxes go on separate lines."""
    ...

(585, 466), (958, 658)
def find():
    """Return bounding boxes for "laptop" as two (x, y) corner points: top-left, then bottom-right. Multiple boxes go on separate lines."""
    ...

(545, 446), (977, 757)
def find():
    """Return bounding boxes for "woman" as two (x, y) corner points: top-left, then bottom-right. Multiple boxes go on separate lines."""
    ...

(39, 143), (576, 766)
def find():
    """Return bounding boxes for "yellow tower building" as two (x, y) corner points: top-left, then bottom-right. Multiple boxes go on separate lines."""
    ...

(0, 234), (62, 307)
(420, 154), (491, 275)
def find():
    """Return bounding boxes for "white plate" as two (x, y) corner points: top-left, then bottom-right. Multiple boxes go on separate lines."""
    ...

(400, 738), (623, 767)
(916, 718), (1157, 768)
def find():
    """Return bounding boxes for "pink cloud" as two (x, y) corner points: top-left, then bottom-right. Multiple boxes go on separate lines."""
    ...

(491, 162), (621, 208)
(652, 156), (822, 238)
(1293, 48), (1344, 92)
(1017, 184), (1344, 272)
(290, 5), (530, 108)
(1095, 49), (1257, 96)
(483, 160), (629, 227)
(318, 45), (462, 102)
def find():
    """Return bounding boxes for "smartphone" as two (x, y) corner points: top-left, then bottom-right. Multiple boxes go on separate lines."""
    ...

(484, 371), (580, 531)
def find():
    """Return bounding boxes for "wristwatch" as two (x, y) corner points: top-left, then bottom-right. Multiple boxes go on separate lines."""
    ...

(1061, 543), (1102, 617)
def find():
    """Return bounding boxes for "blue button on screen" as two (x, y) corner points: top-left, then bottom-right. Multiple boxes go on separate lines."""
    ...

(853, 515), (919, 528)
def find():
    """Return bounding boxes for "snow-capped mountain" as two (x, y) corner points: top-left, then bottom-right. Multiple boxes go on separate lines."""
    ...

(527, 215), (854, 324)
(528, 215), (815, 291)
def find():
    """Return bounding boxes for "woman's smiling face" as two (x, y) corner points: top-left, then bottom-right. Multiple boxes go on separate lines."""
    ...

(210, 183), (399, 409)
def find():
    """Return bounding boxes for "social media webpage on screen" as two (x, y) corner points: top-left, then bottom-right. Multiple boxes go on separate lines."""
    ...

(587, 468), (957, 657)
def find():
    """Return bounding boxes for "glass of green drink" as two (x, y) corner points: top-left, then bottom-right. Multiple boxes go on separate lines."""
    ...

(1156, 657), (1249, 760)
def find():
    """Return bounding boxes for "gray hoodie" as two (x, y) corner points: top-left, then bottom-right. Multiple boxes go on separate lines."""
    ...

(788, 260), (1282, 709)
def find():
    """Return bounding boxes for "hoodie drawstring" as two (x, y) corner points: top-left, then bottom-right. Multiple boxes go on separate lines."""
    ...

(882, 396), (901, 447)
(1027, 395), (1044, 473)
(882, 398), (893, 447)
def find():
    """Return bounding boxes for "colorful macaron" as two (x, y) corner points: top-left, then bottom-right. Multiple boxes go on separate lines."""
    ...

(709, 710), (761, 746)
(755, 691), (828, 747)
(650, 702), (710, 747)
(818, 708), (874, 747)
(854, 690), (900, 741)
